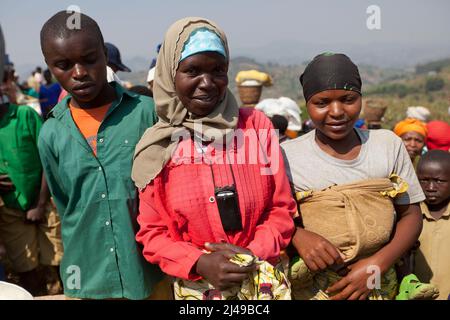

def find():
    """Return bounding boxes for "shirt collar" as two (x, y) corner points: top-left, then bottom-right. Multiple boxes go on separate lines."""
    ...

(48, 81), (138, 120)
(420, 202), (450, 220)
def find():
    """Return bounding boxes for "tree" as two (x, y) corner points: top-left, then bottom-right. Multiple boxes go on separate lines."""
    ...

(425, 77), (445, 93)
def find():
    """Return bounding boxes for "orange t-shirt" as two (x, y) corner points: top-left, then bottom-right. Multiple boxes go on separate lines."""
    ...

(69, 102), (112, 155)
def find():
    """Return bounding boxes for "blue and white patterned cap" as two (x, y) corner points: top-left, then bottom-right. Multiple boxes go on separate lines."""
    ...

(180, 28), (227, 62)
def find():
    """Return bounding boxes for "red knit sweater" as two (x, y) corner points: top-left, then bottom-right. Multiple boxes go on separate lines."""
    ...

(136, 108), (296, 280)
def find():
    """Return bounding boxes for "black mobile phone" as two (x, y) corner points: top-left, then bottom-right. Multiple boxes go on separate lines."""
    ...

(214, 185), (242, 232)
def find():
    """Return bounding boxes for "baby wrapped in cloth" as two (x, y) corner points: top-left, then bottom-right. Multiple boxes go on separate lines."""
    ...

(289, 175), (408, 300)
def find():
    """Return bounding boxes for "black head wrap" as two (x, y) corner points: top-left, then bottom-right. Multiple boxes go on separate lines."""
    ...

(300, 52), (362, 102)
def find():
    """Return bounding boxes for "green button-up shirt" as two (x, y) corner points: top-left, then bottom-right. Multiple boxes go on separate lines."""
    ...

(38, 83), (162, 299)
(0, 103), (42, 211)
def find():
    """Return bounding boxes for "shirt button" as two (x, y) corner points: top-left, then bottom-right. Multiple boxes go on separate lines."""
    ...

(209, 196), (215, 203)
(124, 140), (128, 144)
(99, 138), (104, 143)
(105, 221), (110, 226)
(4, 161), (8, 166)
(98, 166), (102, 171)
(110, 248), (114, 252)
(101, 194), (106, 199)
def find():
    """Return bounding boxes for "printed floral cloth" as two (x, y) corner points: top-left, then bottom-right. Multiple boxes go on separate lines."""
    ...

(173, 253), (291, 300)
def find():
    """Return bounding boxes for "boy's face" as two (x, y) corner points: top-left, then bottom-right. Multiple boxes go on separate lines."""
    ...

(43, 32), (107, 105)
(307, 89), (362, 141)
(418, 161), (450, 206)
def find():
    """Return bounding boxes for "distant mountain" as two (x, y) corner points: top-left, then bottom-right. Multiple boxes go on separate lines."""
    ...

(227, 57), (408, 101)
(14, 52), (448, 129)
(119, 55), (409, 99)
(13, 40), (450, 83)
(415, 58), (450, 74)
(234, 41), (450, 69)
(120, 55), (450, 129)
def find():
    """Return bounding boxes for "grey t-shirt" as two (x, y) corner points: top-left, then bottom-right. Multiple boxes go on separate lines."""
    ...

(281, 128), (425, 205)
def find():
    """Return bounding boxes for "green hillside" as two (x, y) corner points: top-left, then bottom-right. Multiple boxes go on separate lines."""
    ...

(363, 62), (450, 128)
(227, 56), (409, 100)
(122, 56), (450, 128)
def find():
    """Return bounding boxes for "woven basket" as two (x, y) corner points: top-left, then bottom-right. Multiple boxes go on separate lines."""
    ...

(363, 99), (387, 122)
(238, 85), (262, 106)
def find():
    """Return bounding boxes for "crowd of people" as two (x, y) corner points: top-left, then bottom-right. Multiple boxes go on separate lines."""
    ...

(0, 11), (449, 300)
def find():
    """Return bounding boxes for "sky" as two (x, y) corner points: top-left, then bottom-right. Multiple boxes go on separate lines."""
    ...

(1, 0), (450, 77)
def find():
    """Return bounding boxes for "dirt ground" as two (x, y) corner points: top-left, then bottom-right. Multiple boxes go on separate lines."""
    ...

(2, 263), (63, 298)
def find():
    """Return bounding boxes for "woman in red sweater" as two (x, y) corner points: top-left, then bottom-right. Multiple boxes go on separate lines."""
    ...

(132, 17), (296, 298)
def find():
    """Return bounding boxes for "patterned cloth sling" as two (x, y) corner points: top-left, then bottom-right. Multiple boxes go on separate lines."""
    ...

(289, 174), (408, 300)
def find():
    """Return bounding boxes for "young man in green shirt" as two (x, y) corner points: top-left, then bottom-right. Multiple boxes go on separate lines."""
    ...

(38, 11), (165, 299)
(0, 82), (63, 296)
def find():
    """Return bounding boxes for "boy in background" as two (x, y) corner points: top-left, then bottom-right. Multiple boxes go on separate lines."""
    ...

(0, 77), (62, 296)
(414, 150), (450, 300)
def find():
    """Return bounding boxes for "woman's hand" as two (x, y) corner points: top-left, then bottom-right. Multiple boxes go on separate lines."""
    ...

(195, 243), (257, 291)
(292, 227), (345, 272)
(326, 256), (381, 300)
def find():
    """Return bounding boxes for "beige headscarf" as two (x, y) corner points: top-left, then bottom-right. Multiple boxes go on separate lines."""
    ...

(132, 17), (239, 189)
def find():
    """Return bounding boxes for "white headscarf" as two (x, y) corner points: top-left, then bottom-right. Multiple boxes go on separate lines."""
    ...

(406, 106), (431, 122)
(255, 97), (302, 131)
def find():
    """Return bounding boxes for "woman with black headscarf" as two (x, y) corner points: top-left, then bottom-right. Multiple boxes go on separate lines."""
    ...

(282, 53), (427, 300)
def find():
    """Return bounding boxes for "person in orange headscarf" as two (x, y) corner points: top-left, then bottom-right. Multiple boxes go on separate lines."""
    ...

(394, 118), (428, 168)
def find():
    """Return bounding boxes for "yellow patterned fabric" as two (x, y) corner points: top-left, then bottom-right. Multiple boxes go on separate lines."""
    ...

(380, 174), (409, 197)
(289, 257), (398, 300)
(173, 253), (291, 300)
(294, 190), (313, 201)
